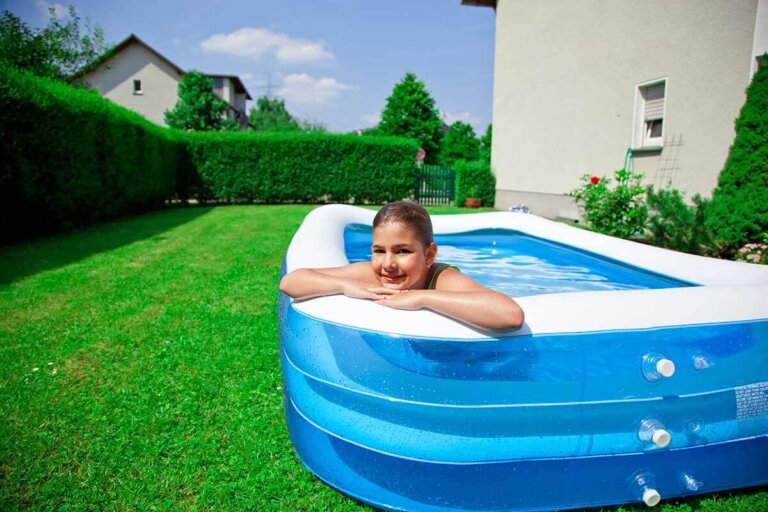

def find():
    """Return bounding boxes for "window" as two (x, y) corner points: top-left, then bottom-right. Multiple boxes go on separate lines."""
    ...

(213, 77), (224, 98)
(633, 79), (666, 149)
(133, 79), (143, 95)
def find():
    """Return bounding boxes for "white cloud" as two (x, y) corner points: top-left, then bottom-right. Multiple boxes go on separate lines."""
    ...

(201, 28), (334, 65)
(277, 74), (354, 106)
(35, 0), (69, 20)
(442, 111), (483, 129)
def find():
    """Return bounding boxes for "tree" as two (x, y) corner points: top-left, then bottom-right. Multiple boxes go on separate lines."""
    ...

(248, 96), (300, 132)
(378, 72), (443, 164)
(479, 124), (492, 163)
(706, 53), (768, 254)
(439, 121), (480, 165)
(165, 71), (238, 131)
(0, 7), (107, 81)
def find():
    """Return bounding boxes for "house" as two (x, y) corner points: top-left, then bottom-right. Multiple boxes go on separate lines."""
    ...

(463, 0), (768, 219)
(73, 34), (252, 130)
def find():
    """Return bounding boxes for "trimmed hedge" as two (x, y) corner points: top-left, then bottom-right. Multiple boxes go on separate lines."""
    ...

(454, 160), (496, 207)
(1, 63), (420, 243)
(185, 132), (419, 204)
(0, 63), (180, 242)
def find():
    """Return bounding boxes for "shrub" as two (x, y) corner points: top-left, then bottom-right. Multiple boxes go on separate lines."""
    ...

(645, 186), (714, 255)
(0, 63), (179, 242)
(735, 234), (768, 265)
(569, 169), (647, 239)
(454, 160), (495, 207)
(185, 131), (419, 204)
(706, 53), (768, 253)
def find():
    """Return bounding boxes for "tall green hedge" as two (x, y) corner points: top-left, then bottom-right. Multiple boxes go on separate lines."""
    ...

(454, 160), (496, 207)
(185, 132), (418, 204)
(706, 53), (768, 252)
(0, 63), (180, 242)
(0, 63), (420, 243)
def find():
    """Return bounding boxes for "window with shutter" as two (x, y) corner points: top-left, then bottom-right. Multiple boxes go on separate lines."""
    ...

(633, 79), (666, 149)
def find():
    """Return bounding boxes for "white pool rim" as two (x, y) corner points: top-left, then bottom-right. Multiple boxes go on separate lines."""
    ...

(284, 204), (768, 340)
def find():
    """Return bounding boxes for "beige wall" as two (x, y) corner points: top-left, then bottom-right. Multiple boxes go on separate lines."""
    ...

(84, 43), (183, 126)
(491, 0), (758, 218)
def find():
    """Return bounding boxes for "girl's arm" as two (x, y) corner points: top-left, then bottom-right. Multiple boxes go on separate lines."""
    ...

(279, 262), (397, 301)
(376, 269), (524, 331)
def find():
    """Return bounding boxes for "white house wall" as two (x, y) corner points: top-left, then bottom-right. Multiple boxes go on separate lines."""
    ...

(83, 43), (183, 126)
(491, 0), (758, 219)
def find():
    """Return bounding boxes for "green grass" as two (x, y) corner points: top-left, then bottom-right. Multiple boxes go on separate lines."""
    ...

(1, 205), (766, 511)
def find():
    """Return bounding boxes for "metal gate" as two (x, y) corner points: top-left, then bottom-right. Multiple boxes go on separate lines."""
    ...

(415, 165), (455, 206)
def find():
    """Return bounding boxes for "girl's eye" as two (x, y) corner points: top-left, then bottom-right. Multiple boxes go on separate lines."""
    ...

(373, 248), (385, 254)
(398, 249), (412, 254)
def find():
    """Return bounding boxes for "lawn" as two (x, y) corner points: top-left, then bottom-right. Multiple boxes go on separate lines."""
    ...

(1, 205), (766, 511)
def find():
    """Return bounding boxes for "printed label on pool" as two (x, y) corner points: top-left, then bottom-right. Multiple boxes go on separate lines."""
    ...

(736, 382), (768, 419)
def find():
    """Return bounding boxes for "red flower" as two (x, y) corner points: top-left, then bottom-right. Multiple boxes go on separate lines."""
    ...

(590, 176), (600, 185)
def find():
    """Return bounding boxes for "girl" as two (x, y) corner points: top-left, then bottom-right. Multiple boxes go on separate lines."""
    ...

(279, 202), (524, 331)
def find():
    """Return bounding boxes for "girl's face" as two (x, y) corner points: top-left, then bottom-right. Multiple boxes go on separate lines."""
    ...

(371, 221), (437, 290)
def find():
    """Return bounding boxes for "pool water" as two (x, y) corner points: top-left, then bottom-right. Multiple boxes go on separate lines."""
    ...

(344, 224), (692, 297)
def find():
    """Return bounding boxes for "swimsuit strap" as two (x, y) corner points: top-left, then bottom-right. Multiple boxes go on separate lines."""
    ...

(426, 263), (459, 290)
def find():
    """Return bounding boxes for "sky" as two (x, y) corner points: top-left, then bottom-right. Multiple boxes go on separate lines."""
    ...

(3, 0), (497, 134)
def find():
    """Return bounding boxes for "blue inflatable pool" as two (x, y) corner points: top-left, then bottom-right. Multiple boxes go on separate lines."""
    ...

(278, 205), (768, 511)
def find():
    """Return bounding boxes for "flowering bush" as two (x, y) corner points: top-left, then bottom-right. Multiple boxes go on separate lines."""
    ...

(569, 169), (648, 239)
(736, 235), (768, 264)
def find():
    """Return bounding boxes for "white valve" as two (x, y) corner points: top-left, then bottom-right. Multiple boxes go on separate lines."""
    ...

(643, 488), (661, 507)
(651, 428), (671, 448)
(639, 418), (672, 448)
(643, 352), (676, 381)
(656, 358), (675, 378)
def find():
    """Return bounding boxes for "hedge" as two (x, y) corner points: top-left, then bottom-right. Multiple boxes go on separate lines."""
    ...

(0, 64), (420, 243)
(454, 160), (496, 207)
(184, 131), (418, 204)
(0, 63), (180, 242)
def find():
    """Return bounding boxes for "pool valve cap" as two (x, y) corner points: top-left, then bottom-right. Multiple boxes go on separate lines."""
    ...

(652, 429), (671, 448)
(643, 488), (661, 507)
(656, 359), (676, 378)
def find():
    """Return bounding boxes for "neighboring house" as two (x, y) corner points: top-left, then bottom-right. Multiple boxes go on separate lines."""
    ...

(73, 34), (252, 130)
(463, 0), (768, 219)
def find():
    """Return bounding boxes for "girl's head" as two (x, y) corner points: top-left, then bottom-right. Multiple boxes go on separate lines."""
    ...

(371, 202), (437, 290)
(373, 201), (433, 246)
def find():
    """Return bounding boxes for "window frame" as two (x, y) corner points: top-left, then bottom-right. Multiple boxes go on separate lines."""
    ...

(632, 78), (667, 151)
(133, 79), (143, 95)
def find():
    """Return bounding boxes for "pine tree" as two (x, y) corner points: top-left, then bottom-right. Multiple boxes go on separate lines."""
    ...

(439, 121), (480, 164)
(706, 53), (768, 253)
(378, 72), (443, 164)
(164, 71), (238, 131)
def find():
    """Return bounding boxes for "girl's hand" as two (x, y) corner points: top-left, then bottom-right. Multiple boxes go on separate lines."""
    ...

(342, 281), (399, 300)
(375, 290), (425, 311)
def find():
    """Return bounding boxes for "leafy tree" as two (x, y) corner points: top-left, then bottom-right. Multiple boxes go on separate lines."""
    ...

(480, 124), (492, 163)
(0, 7), (107, 81)
(378, 72), (443, 164)
(165, 71), (238, 131)
(439, 121), (480, 165)
(248, 96), (300, 132)
(706, 53), (768, 254)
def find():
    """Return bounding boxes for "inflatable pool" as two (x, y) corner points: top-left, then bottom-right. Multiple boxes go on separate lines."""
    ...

(278, 204), (768, 511)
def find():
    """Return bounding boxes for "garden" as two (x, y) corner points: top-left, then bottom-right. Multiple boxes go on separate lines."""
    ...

(1, 16), (768, 511)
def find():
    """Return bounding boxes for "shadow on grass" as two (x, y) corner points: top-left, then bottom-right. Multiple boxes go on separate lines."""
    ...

(0, 206), (213, 285)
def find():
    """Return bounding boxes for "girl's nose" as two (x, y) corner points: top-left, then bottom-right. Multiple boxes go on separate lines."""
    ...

(384, 253), (397, 269)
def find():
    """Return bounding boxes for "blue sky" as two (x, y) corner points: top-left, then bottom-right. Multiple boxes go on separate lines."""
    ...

(4, 0), (496, 134)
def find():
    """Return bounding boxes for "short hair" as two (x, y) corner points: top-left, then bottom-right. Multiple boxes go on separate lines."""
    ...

(372, 201), (434, 245)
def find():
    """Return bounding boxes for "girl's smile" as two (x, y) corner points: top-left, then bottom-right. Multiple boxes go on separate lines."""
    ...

(371, 221), (436, 290)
